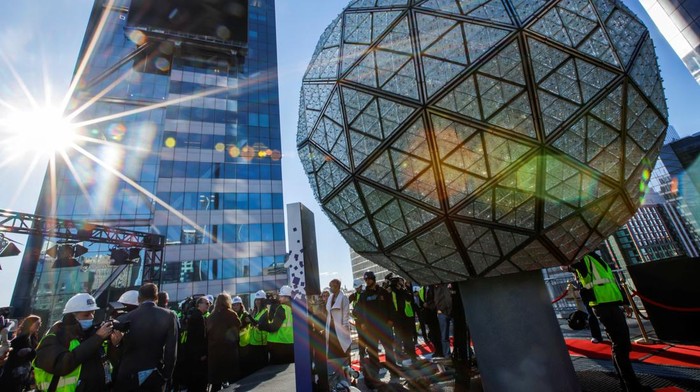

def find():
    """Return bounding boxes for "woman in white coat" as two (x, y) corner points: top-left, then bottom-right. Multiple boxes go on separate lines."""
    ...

(325, 279), (351, 371)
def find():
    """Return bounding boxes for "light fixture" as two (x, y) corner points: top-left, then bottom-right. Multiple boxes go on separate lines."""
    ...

(46, 243), (88, 268)
(109, 247), (141, 265)
(0, 234), (22, 270)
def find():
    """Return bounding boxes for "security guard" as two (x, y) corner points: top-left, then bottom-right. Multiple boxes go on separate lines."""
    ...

(248, 290), (270, 372)
(259, 285), (294, 364)
(33, 293), (116, 392)
(571, 252), (650, 392)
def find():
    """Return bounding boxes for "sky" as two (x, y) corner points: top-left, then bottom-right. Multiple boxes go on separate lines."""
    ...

(1, 0), (699, 306)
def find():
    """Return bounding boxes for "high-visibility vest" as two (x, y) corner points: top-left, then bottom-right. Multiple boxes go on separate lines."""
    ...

(249, 308), (268, 346)
(418, 287), (425, 303)
(267, 304), (293, 344)
(34, 336), (81, 392)
(392, 292), (414, 317)
(239, 312), (250, 347)
(576, 254), (623, 306)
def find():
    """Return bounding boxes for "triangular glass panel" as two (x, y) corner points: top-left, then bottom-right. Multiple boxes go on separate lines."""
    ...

(604, 8), (646, 68)
(372, 11), (404, 42)
(431, 114), (479, 159)
(435, 75), (481, 119)
(580, 172), (613, 207)
(498, 155), (538, 192)
(325, 183), (365, 225)
(381, 59), (420, 100)
(575, 58), (616, 103)
(359, 183), (393, 213)
(463, 23), (512, 64)
(341, 43), (370, 74)
(312, 116), (343, 152)
(545, 216), (589, 260)
(416, 12), (458, 51)
(488, 93), (537, 139)
(539, 59), (582, 104)
(315, 159), (349, 200)
(374, 200), (408, 246)
(527, 38), (570, 83)
(305, 47), (340, 80)
(330, 128), (351, 167)
(442, 166), (487, 207)
(376, 0), (409, 6)
(424, 25), (468, 65)
(391, 149), (431, 189)
(462, 0), (513, 25)
(494, 229), (530, 255)
(543, 198), (575, 229)
(510, 0), (548, 24)
(590, 84), (623, 130)
(578, 27), (619, 67)
(629, 36), (667, 117)
(418, 0), (461, 15)
(433, 256), (470, 278)
(399, 199), (437, 232)
(323, 90), (344, 125)
(319, 16), (343, 49)
(340, 227), (377, 252)
(375, 49), (412, 87)
(342, 86), (374, 123)
(392, 240), (427, 263)
(455, 221), (489, 246)
(530, 6), (573, 47)
(349, 0), (376, 8)
(377, 16), (413, 54)
(586, 116), (618, 160)
(589, 0), (615, 21)
(362, 150), (397, 188)
(589, 140), (622, 179)
(487, 261), (520, 276)
(458, 190), (493, 220)
(351, 99), (382, 138)
(628, 107), (664, 151)
(344, 12), (373, 44)
(477, 74), (524, 118)
(392, 118), (431, 159)
(443, 135), (488, 176)
(557, 2), (598, 46)
(478, 41), (525, 85)
(416, 224), (457, 263)
(538, 90), (580, 137)
(545, 155), (581, 199)
(580, 195), (614, 229)
(509, 239), (558, 270)
(468, 251), (500, 274)
(553, 118), (586, 163)
(349, 129), (381, 166)
(595, 195), (630, 236)
(403, 168), (441, 207)
(352, 217), (376, 241)
(623, 138), (645, 180)
(423, 56), (466, 98)
(345, 51), (378, 88)
(299, 83), (335, 142)
(484, 132), (532, 176)
(378, 97), (415, 138)
(494, 186), (532, 219)
(498, 197), (536, 229)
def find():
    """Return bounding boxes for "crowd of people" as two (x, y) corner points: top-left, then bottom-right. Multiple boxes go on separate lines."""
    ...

(0, 252), (651, 392)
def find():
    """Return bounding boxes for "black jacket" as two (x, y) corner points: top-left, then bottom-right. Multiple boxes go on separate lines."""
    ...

(356, 284), (393, 327)
(113, 302), (178, 384)
(34, 321), (106, 392)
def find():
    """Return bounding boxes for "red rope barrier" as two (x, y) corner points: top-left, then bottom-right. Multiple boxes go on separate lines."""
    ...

(551, 289), (568, 304)
(631, 290), (700, 313)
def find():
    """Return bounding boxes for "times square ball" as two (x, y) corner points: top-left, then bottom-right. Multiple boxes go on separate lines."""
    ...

(297, 0), (667, 285)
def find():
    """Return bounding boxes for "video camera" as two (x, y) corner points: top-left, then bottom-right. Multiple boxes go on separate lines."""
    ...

(101, 319), (131, 333)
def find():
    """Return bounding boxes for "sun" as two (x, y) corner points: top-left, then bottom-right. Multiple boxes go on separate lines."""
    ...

(0, 106), (77, 158)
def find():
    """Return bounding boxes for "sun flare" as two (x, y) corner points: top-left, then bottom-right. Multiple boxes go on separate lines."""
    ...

(1, 107), (77, 158)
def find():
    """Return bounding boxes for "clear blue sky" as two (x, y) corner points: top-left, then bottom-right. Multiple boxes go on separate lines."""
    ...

(0, 0), (699, 306)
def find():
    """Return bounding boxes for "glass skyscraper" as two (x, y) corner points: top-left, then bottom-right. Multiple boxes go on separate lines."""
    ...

(11, 0), (286, 323)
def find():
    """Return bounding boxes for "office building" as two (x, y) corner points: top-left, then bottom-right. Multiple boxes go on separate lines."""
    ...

(11, 0), (286, 323)
(640, 0), (700, 84)
(350, 248), (389, 284)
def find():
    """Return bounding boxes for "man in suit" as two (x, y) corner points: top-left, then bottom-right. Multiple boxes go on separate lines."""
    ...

(111, 283), (178, 392)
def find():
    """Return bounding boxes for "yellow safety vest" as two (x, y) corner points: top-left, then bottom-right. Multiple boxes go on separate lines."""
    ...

(418, 287), (425, 303)
(249, 309), (268, 346)
(267, 304), (293, 344)
(576, 254), (623, 306)
(34, 336), (81, 392)
(239, 313), (250, 347)
(392, 292), (414, 317)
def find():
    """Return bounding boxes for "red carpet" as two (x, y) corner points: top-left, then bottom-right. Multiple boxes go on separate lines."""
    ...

(565, 338), (700, 368)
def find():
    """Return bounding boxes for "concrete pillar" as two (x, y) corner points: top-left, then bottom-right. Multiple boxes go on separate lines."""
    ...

(458, 270), (580, 392)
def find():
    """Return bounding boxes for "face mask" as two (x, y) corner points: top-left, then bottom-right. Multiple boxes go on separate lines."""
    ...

(78, 319), (93, 330)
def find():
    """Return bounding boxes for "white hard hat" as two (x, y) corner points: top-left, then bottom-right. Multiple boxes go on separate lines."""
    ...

(63, 293), (100, 314)
(279, 285), (293, 297)
(322, 287), (331, 294)
(205, 295), (214, 304)
(254, 290), (267, 300)
(117, 290), (139, 306)
(353, 278), (363, 288)
(232, 296), (243, 304)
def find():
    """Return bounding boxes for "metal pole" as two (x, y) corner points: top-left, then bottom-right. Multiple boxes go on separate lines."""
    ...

(620, 281), (651, 344)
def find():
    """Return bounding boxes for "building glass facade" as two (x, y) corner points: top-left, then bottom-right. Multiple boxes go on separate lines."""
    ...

(640, 0), (700, 84)
(12, 0), (286, 322)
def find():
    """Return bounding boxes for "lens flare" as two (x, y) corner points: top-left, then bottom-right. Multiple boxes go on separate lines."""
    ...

(0, 107), (77, 157)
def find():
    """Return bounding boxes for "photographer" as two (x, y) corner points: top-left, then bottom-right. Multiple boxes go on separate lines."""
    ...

(33, 293), (116, 392)
(112, 283), (178, 392)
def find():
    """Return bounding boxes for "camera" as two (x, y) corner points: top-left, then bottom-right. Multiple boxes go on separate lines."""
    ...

(102, 319), (130, 333)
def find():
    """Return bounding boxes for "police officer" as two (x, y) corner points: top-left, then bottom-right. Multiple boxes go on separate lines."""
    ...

(33, 293), (116, 391)
(259, 286), (294, 364)
(355, 271), (393, 389)
(571, 252), (651, 392)
(248, 290), (269, 372)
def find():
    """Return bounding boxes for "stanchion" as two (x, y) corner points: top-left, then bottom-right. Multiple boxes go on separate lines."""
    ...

(620, 282), (657, 345)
